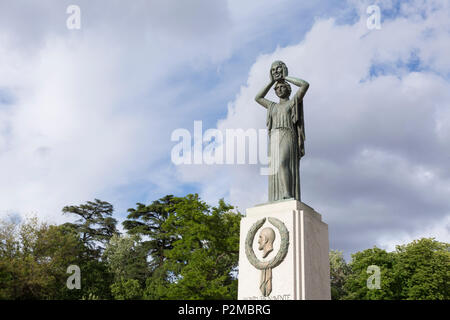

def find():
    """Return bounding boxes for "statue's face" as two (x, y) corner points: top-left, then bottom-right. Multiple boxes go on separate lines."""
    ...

(275, 82), (290, 99)
(258, 234), (265, 250)
(271, 63), (284, 81)
(271, 61), (287, 81)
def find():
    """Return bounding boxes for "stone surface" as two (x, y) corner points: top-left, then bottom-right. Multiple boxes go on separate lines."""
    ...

(238, 199), (331, 300)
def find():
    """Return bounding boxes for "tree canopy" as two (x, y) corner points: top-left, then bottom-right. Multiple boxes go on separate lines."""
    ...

(337, 238), (449, 300)
(1, 195), (448, 300)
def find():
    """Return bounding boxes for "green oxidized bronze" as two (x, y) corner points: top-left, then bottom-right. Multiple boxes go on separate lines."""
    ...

(255, 61), (309, 202)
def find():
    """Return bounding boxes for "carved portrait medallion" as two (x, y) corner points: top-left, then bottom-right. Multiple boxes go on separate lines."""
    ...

(245, 217), (289, 296)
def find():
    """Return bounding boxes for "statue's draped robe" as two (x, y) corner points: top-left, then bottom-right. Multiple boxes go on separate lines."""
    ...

(266, 92), (305, 202)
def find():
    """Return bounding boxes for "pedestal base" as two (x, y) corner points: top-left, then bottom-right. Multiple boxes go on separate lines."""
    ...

(237, 199), (331, 300)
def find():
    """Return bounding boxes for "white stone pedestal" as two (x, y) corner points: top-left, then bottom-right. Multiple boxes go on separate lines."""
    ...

(237, 199), (331, 300)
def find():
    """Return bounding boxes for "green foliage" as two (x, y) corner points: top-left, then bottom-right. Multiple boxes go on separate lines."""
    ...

(123, 195), (180, 273)
(78, 258), (114, 300)
(0, 217), (83, 299)
(2, 195), (447, 301)
(329, 250), (351, 300)
(393, 238), (449, 300)
(61, 199), (120, 299)
(0, 209), (115, 300)
(110, 279), (143, 300)
(142, 194), (241, 300)
(62, 199), (118, 257)
(342, 238), (449, 300)
(104, 234), (149, 284)
(343, 247), (397, 300)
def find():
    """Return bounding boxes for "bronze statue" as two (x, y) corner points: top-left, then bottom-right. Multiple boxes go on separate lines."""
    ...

(255, 61), (309, 202)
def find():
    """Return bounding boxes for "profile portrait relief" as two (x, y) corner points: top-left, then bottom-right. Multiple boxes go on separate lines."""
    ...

(257, 227), (276, 258)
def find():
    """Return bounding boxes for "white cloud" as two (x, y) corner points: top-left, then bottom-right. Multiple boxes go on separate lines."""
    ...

(0, 0), (328, 224)
(0, 35), (149, 223)
(0, 0), (236, 224)
(377, 215), (450, 252)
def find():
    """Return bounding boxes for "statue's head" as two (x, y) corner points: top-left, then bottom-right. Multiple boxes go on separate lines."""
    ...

(258, 227), (276, 258)
(274, 80), (291, 99)
(271, 60), (288, 81)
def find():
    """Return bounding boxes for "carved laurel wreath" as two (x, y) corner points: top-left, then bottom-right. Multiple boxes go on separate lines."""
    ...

(245, 217), (289, 270)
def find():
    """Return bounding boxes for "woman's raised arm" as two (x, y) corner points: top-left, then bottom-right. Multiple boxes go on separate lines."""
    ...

(255, 80), (276, 109)
(284, 76), (309, 101)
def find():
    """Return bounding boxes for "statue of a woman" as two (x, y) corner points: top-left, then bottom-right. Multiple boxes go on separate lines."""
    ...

(255, 61), (309, 202)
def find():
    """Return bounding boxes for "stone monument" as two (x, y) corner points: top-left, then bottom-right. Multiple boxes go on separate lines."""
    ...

(237, 61), (331, 300)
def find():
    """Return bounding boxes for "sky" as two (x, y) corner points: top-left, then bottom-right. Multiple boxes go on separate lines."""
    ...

(0, 0), (449, 260)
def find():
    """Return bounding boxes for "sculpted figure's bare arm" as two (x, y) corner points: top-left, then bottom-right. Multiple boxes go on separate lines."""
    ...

(255, 80), (276, 109)
(284, 76), (309, 101)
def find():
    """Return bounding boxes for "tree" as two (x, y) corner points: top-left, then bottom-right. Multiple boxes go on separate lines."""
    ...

(62, 199), (118, 258)
(104, 233), (149, 299)
(110, 279), (143, 300)
(343, 247), (397, 300)
(32, 223), (85, 299)
(0, 218), (20, 299)
(143, 194), (242, 300)
(329, 250), (351, 300)
(77, 257), (114, 300)
(0, 217), (83, 299)
(123, 195), (180, 274)
(393, 238), (449, 300)
(61, 199), (120, 299)
(104, 234), (149, 284)
(342, 238), (449, 300)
